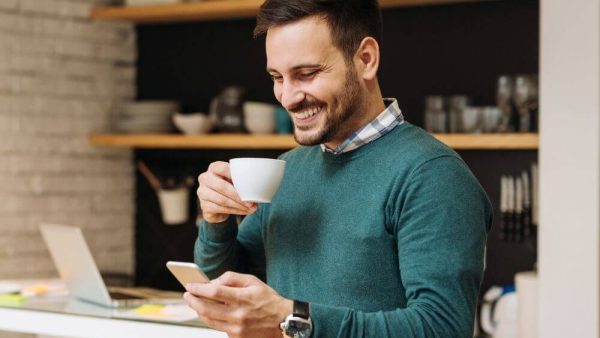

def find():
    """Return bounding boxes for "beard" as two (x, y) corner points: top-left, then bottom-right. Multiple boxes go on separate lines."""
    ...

(291, 64), (363, 146)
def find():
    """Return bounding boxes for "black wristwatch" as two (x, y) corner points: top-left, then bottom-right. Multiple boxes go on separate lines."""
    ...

(280, 300), (312, 338)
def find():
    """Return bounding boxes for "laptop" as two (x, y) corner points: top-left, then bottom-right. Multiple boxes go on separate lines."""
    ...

(40, 223), (182, 308)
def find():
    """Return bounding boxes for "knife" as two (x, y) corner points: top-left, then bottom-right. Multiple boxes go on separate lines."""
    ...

(521, 170), (532, 240)
(515, 177), (523, 242)
(507, 176), (516, 242)
(499, 176), (508, 241)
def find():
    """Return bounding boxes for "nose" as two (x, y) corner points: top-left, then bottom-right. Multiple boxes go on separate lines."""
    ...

(279, 80), (304, 111)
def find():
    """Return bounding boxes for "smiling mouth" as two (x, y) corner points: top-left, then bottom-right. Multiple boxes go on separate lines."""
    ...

(293, 105), (323, 121)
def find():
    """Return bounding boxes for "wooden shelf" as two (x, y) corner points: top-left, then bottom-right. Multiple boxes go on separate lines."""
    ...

(433, 133), (538, 150)
(89, 133), (538, 150)
(91, 0), (489, 23)
(90, 133), (297, 149)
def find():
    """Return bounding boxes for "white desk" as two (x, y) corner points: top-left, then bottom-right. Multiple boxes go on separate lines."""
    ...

(0, 297), (227, 338)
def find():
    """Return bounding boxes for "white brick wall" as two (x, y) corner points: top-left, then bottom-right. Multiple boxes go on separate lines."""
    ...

(0, 0), (135, 336)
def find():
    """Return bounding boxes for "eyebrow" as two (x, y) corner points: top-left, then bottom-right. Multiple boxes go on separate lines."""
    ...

(266, 63), (322, 73)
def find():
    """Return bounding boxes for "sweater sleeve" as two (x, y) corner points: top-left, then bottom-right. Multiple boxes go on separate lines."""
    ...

(308, 156), (492, 338)
(194, 208), (267, 281)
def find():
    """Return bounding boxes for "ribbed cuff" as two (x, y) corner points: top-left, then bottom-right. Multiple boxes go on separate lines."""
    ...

(200, 216), (238, 243)
(309, 302), (349, 338)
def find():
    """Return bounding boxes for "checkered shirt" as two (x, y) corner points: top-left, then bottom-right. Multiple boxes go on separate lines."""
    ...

(321, 98), (404, 154)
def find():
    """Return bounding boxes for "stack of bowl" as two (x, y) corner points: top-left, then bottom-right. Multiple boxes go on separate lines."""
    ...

(114, 101), (179, 133)
(243, 101), (278, 134)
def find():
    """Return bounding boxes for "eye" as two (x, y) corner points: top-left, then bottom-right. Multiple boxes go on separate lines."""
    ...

(269, 74), (283, 82)
(299, 70), (318, 79)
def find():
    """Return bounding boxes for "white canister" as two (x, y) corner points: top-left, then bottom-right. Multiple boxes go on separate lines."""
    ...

(515, 271), (538, 338)
(156, 187), (189, 225)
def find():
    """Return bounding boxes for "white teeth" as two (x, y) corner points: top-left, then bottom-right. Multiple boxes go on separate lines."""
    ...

(295, 106), (321, 120)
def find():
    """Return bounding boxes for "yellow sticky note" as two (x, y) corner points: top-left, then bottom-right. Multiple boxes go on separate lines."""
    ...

(134, 304), (166, 318)
(0, 294), (26, 307)
(21, 284), (49, 297)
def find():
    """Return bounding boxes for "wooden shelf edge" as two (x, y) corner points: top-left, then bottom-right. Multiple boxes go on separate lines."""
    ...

(89, 133), (538, 150)
(89, 133), (299, 149)
(91, 0), (492, 23)
(91, 0), (265, 23)
(432, 133), (539, 149)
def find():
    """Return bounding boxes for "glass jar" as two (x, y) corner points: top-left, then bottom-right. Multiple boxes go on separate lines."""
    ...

(424, 96), (446, 133)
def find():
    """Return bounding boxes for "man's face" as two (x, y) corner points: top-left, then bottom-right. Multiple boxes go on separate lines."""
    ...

(266, 16), (363, 146)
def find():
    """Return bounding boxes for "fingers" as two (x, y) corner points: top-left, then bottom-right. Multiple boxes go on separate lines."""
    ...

(186, 282), (243, 305)
(184, 292), (232, 322)
(197, 161), (258, 221)
(206, 161), (232, 181)
(201, 186), (256, 215)
(214, 271), (259, 288)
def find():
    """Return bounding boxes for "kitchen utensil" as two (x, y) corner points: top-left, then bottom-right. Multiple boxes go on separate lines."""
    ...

(229, 158), (286, 203)
(243, 101), (277, 134)
(513, 75), (538, 132)
(461, 107), (483, 134)
(210, 86), (246, 133)
(114, 100), (178, 133)
(499, 176), (508, 241)
(515, 177), (523, 242)
(506, 176), (515, 241)
(137, 161), (161, 190)
(121, 101), (179, 115)
(521, 171), (532, 239)
(156, 187), (189, 225)
(480, 285), (519, 338)
(515, 271), (539, 338)
(482, 106), (502, 133)
(424, 96), (446, 133)
(531, 163), (538, 227)
(496, 75), (515, 132)
(172, 113), (214, 135)
(448, 95), (470, 133)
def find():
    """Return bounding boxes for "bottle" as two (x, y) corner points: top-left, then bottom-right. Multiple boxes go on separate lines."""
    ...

(212, 86), (246, 133)
(496, 75), (514, 132)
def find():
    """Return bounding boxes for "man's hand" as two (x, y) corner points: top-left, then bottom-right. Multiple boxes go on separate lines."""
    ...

(184, 271), (292, 338)
(197, 161), (257, 223)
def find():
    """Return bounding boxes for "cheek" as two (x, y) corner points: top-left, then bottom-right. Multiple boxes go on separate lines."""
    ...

(273, 83), (283, 103)
(312, 76), (343, 101)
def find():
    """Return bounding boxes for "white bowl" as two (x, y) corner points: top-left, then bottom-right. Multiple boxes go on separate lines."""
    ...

(243, 101), (277, 134)
(229, 158), (286, 203)
(173, 113), (214, 135)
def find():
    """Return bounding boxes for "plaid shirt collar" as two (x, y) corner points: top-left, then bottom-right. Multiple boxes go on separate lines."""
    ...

(321, 98), (404, 155)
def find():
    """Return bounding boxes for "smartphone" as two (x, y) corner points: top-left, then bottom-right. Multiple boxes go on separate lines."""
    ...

(166, 261), (210, 288)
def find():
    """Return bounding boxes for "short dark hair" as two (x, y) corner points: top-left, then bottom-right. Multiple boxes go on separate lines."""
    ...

(254, 0), (382, 62)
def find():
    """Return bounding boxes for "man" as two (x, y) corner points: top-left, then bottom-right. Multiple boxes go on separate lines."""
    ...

(185, 0), (492, 337)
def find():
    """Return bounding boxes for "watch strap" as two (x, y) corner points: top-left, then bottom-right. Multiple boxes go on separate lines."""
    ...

(293, 300), (310, 319)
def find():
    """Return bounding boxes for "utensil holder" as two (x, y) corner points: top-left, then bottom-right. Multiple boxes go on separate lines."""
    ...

(157, 187), (189, 225)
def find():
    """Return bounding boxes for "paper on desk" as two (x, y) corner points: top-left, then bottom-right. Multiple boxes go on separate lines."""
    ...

(0, 279), (68, 299)
(117, 303), (199, 322)
(0, 294), (26, 307)
(0, 282), (21, 295)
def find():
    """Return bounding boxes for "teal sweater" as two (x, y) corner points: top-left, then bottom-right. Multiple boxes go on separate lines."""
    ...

(195, 122), (492, 338)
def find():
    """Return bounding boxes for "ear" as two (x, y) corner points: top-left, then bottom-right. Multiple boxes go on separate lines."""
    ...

(354, 37), (380, 81)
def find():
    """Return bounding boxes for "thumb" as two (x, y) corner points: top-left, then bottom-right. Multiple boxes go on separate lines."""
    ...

(213, 271), (257, 288)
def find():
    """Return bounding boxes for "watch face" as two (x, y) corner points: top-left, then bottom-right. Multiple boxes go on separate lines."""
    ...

(285, 319), (312, 338)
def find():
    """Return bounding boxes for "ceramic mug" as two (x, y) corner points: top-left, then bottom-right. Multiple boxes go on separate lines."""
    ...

(229, 158), (286, 203)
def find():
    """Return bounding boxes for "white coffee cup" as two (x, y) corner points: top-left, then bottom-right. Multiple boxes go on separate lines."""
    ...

(229, 158), (286, 203)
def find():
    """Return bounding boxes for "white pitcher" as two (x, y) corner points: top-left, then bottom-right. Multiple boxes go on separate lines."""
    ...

(480, 286), (518, 338)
